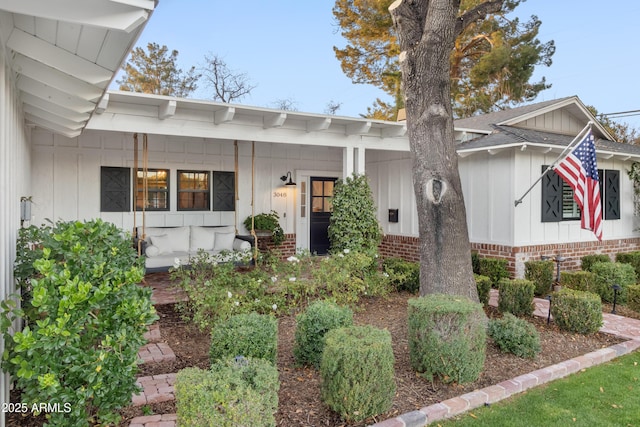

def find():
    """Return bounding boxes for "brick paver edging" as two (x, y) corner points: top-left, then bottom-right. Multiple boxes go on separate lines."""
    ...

(132, 373), (176, 407)
(129, 413), (177, 427)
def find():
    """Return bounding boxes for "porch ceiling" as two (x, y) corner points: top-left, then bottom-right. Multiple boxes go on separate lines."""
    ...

(0, 0), (155, 138)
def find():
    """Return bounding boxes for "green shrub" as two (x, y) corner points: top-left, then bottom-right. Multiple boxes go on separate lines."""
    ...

(591, 262), (636, 303)
(321, 325), (395, 423)
(524, 260), (554, 296)
(176, 357), (279, 427)
(474, 274), (492, 306)
(471, 251), (481, 274)
(550, 288), (603, 334)
(293, 300), (353, 368)
(627, 284), (640, 313)
(210, 312), (278, 365)
(488, 313), (541, 358)
(328, 173), (382, 254)
(478, 257), (509, 286)
(1, 220), (157, 426)
(383, 257), (420, 293)
(615, 251), (640, 278)
(561, 270), (597, 293)
(581, 254), (611, 272)
(497, 278), (535, 317)
(407, 295), (487, 384)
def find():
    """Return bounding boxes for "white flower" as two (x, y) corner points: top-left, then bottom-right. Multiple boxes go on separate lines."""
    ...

(204, 280), (211, 287)
(383, 272), (389, 278)
(271, 276), (278, 283)
(227, 291), (233, 298)
(173, 258), (181, 269)
(289, 277), (296, 282)
(257, 279), (263, 283)
(287, 256), (300, 263)
(343, 249), (350, 254)
(338, 253), (344, 258)
(234, 301), (240, 306)
(272, 304), (278, 311)
(254, 298), (261, 303)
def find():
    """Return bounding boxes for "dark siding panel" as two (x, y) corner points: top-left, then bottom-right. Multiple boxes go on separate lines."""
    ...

(541, 166), (562, 222)
(604, 170), (620, 220)
(101, 167), (130, 212)
(213, 171), (235, 211)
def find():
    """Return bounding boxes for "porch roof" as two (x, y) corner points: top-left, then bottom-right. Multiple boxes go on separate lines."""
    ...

(86, 90), (410, 150)
(0, 0), (155, 138)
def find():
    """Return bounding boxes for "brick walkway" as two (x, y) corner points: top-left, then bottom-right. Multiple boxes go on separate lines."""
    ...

(140, 272), (187, 305)
(132, 374), (177, 407)
(370, 290), (640, 427)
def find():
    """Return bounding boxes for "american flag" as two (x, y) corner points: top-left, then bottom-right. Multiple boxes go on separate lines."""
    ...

(553, 129), (603, 240)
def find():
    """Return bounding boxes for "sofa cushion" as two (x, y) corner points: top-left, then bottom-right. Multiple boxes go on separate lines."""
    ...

(149, 234), (173, 255)
(190, 226), (216, 251)
(214, 227), (236, 251)
(145, 252), (190, 269)
(145, 245), (160, 257)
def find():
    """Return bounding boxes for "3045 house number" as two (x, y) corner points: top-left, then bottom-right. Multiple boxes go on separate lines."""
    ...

(273, 191), (287, 198)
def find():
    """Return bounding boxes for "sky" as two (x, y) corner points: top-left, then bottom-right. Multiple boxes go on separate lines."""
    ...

(113, 1), (640, 129)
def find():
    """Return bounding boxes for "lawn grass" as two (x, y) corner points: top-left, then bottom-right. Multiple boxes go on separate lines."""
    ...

(434, 350), (640, 427)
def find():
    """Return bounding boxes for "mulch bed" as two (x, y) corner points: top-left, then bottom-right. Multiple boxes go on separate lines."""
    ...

(116, 292), (625, 427)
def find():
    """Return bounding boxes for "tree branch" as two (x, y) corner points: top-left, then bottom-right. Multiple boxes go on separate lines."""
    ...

(456, 0), (504, 35)
(389, 0), (430, 51)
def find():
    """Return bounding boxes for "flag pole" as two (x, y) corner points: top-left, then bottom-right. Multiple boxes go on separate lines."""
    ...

(514, 121), (593, 207)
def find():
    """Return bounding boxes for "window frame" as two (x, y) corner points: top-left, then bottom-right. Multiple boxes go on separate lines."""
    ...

(135, 168), (170, 211)
(177, 170), (211, 211)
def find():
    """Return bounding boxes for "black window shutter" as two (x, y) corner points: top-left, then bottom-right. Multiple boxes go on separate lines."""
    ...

(213, 171), (235, 211)
(541, 165), (562, 222)
(604, 170), (620, 220)
(101, 167), (131, 212)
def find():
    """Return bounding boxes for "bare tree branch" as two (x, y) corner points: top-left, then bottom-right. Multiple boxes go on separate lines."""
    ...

(201, 54), (256, 103)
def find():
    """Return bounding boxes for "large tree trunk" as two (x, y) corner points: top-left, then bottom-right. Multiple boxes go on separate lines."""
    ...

(390, 0), (504, 300)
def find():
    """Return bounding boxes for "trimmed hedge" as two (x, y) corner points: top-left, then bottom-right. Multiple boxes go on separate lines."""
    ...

(627, 284), (640, 313)
(591, 262), (636, 303)
(382, 257), (420, 293)
(407, 295), (487, 384)
(293, 300), (353, 368)
(561, 271), (597, 293)
(321, 325), (395, 423)
(176, 357), (279, 427)
(581, 254), (611, 272)
(474, 274), (492, 306)
(497, 278), (535, 317)
(488, 313), (541, 358)
(616, 251), (640, 278)
(524, 260), (554, 296)
(210, 312), (278, 364)
(478, 257), (509, 286)
(550, 288), (603, 334)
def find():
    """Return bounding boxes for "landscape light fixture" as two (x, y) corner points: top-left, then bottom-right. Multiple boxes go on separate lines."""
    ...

(280, 171), (296, 186)
(612, 284), (621, 314)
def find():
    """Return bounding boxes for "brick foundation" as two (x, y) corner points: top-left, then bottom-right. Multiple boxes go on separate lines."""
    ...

(260, 233), (297, 258)
(379, 234), (640, 278)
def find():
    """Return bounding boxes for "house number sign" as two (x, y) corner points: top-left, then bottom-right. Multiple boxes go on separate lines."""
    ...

(273, 191), (287, 198)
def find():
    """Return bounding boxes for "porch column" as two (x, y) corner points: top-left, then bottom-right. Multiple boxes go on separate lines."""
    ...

(354, 146), (366, 175)
(343, 146), (354, 178)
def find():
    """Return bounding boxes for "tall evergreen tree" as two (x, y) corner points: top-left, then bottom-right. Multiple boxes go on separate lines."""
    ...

(334, 0), (555, 119)
(117, 42), (200, 97)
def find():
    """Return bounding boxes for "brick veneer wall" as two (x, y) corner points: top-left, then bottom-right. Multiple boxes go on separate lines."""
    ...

(261, 233), (297, 259)
(379, 234), (640, 278)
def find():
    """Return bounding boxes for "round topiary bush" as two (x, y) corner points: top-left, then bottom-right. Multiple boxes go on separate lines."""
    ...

(210, 312), (278, 364)
(407, 294), (487, 384)
(293, 300), (353, 368)
(550, 288), (603, 334)
(320, 325), (395, 423)
(488, 313), (541, 358)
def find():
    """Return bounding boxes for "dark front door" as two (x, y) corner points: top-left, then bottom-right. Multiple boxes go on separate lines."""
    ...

(309, 177), (336, 255)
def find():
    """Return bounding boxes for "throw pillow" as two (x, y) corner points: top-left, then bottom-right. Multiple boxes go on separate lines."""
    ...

(149, 234), (173, 255)
(214, 231), (235, 251)
(190, 226), (216, 251)
(145, 245), (160, 257)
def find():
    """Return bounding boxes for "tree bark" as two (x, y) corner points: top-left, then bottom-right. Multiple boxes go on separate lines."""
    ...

(390, 0), (504, 301)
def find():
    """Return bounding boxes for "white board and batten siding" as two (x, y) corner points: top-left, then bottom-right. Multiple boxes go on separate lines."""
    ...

(1, 36), (32, 427)
(30, 129), (342, 237)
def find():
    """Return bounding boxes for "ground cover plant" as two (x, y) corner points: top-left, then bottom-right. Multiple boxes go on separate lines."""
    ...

(438, 350), (640, 426)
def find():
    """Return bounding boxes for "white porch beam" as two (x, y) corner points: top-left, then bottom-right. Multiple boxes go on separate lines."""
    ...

(158, 100), (176, 120)
(25, 114), (82, 137)
(109, 0), (155, 9)
(23, 104), (84, 130)
(346, 121), (372, 135)
(95, 94), (110, 114)
(18, 76), (96, 113)
(601, 153), (614, 160)
(306, 117), (331, 132)
(488, 148), (504, 156)
(0, 0), (152, 32)
(8, 28), (113, 85)
(12, 54), (103, 101)
(355, 146), (366, 175)
(457, 151), (476, 158)
(214, 106), (235, 124)
(264, 112), (287, 129)
(21, 92), (91, 122)
(381, 124), (407, 138)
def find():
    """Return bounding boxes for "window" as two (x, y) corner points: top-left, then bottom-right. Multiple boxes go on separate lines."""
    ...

(178, 170), (210, 210)
(136, 169), (169, 211)
(212, 171), (235, 211)
(541, 166), (620, 222)
(101, 167), (130, 212)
